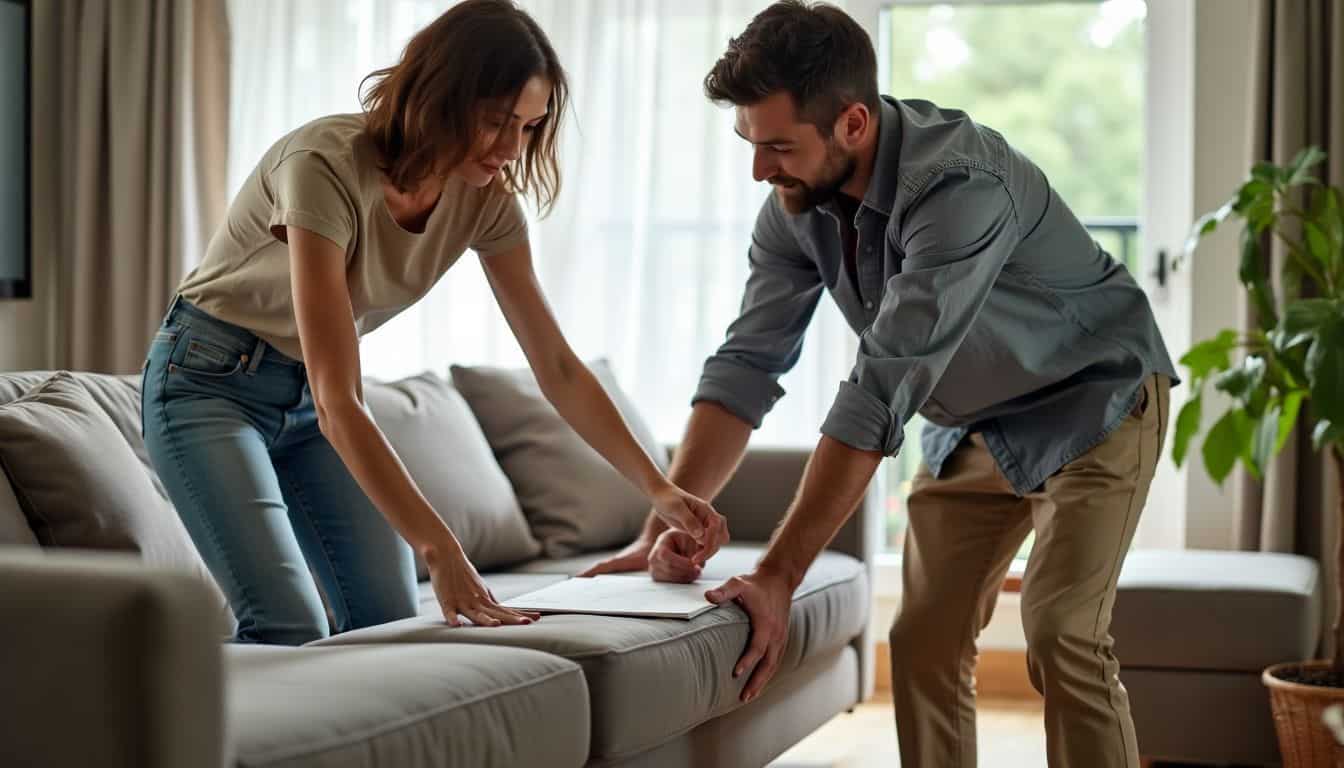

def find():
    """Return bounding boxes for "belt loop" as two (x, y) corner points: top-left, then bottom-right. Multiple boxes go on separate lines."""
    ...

(245, 338), (266, 375)
(166, 294), (183, 320)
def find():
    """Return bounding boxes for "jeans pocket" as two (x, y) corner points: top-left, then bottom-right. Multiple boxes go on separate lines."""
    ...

(173, 337), (246, 379)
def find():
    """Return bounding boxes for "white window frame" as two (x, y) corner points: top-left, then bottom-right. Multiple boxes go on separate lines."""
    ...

(861, 0), (1203, 602)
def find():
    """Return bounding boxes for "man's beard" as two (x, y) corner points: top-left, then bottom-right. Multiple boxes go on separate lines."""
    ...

(770, 144), (857, 214)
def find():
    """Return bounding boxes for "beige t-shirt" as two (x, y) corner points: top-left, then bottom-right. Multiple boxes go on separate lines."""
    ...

(178, 113), (529, 361)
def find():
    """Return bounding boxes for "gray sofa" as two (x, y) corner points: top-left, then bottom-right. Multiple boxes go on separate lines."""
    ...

(0, 370), (876, 768)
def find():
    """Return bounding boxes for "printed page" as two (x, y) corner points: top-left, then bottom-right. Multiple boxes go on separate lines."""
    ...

(501, 574), (720, 620)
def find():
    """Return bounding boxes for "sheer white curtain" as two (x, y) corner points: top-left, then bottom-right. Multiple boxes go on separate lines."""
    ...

(226, 0), (858, 445)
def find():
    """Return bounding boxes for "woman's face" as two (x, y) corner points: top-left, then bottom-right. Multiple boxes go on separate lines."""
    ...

(456, 75), (551, 187)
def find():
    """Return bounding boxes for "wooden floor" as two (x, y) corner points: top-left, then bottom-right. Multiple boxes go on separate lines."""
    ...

(769, 696), (1048, 767)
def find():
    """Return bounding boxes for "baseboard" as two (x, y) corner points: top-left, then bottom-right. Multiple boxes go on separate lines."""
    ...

(872, 642), (1041, 702)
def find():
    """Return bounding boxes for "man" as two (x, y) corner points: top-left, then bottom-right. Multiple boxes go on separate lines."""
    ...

(581, 2), (1176, 766)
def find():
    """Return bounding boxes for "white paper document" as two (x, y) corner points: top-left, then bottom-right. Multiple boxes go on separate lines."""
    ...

(501, 574), (720, 620)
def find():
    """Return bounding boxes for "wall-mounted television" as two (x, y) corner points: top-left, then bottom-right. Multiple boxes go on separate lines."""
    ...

(0, 0), (29, 299)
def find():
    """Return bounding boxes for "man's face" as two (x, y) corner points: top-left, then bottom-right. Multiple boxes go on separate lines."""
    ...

(734, 91), (856, 214)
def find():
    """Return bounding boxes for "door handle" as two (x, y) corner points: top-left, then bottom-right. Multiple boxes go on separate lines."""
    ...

(1150, 249), (1169, 288)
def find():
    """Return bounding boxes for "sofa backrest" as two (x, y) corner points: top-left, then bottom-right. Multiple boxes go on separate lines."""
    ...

(1, 369), (882, 572)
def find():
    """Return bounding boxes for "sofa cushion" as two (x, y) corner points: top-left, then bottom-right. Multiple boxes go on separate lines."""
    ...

(227, 644), (589, 768)
(450, 360), (668, 559)
(364, 373), (540, 577)
(1113, 549), (1321, 672)
(311, 546), (868, 761)
(0, 372), (228, 618)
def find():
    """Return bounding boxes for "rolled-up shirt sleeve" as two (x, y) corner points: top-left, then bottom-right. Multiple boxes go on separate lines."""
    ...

(821, 167), (1021, 454)
(692, 194), (824, 428)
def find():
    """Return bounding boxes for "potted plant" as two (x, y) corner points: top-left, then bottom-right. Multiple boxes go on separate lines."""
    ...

(1173, 146), (1344, 766)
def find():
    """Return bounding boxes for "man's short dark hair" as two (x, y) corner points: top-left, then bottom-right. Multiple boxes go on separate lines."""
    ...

(703, 0), (880, 132)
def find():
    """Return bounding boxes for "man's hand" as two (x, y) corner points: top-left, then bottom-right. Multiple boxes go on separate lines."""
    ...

(652, 488), (730, 567)
(577, 536), (654, 577)
(647, 529), (705, 583)
(706, 567), (794, 703)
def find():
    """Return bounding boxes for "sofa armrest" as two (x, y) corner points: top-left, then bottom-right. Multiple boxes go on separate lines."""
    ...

(0, 549), (226, 768)
(711, 446), (881, 566)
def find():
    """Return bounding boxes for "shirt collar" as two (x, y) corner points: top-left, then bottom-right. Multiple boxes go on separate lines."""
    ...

(819, 96), (902, 224)
(860, 96), (902, 218)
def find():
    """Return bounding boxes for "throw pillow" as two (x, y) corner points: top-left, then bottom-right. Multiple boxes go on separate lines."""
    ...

(0, 372), (230, 626)
(364, 372), (541, 576)
(450, 360), (669, 558)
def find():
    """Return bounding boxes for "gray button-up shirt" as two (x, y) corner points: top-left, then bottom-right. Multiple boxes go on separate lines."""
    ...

(693, 96), (1178, 495)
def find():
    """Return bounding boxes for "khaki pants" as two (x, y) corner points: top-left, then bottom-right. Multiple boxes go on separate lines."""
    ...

(889, 375), (1169, 768)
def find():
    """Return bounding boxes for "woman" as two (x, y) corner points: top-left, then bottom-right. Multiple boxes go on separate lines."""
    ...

(142, 0), (727, 645)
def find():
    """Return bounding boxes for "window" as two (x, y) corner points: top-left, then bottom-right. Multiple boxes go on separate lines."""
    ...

(877, 0), (1147, 555)
(228, 0), (861, 449)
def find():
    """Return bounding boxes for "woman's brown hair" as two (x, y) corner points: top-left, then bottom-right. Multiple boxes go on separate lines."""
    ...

(361, 0), (568, 215)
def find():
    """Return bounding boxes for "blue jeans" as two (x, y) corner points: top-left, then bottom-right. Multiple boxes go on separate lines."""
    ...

(141, 296), (417, 645)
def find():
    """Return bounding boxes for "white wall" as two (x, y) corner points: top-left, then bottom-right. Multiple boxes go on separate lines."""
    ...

(1185, 0), (1254, 549)
(1136, 0), (1195, 551)
(1138, 0), (1252, 552)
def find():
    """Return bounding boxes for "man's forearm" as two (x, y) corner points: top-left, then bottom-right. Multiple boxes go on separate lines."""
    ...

(638, 401), (754, 539)
(756, 435), (882, 589)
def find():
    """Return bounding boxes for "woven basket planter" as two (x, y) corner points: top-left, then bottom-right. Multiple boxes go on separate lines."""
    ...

(1264, 661), (1344, 767)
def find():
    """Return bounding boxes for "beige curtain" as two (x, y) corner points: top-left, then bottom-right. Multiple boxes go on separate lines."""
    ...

(1236, 0), (1344, 657)
(31, 0), (230, 374)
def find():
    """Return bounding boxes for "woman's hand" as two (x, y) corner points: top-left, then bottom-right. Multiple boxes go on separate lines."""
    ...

(649, 484), (729, 563)
(423, 540), (540, 627)
(481, 242), (728, 563)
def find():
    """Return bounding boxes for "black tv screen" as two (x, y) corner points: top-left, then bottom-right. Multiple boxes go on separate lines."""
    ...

(0, 0), (29, 299)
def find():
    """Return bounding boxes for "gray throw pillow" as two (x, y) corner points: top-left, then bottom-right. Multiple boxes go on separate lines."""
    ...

(0, 372), (230, 624)
(0, 471), (38, 547)
(365, 372), (540, 576)
(450, 360), (669, 558)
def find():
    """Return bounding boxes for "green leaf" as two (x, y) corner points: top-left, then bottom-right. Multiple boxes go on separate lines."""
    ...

(1247, 196), (1278, 235)
(1315, 420), (1344, 452)
(1235, 179), (1274, 213)
(1180, 329), (1240, 381)
(1172, 393), (1203, 468)
(1281, 248), (1307, 301)
(1252, 404), (1279, 476)
(1185, 200), (1236, 255)
(1281, 299), (1335, 338)
(1258, 350), (1302, 393)
(1323, 187), (1344, 247)
(1275, 340), (1312, 389)
(1214, 355), (1266, 400)
(1277, 391), (1305, 453)
(1286, 146), (1328, 186)
(1306, 319), (1344, 426)
(1321, 187), (1344, 285)
(1252, 162), (1284, 184)
(1240, 231), (1278, 329)
(1203, 408), (1253, 484)
(1247, 378), (1273, 419)
(1305, 222), (1331, 272)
